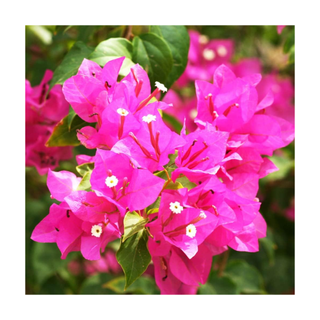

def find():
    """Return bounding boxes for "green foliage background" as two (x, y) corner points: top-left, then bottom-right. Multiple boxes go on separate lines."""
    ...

(25, 25), (294, 294)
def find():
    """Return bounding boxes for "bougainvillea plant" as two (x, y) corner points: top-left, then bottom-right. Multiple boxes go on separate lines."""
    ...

(29, 42), (294, 293)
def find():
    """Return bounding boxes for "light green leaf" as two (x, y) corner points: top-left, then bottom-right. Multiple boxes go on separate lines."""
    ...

(164, 180), (184, 190)
(26, 25), (52, 45)
(123, 211), (148, 242)
(77, 171), (92, 191)
(88, 37), (135, 76)
(176, 175), (197, 190)
(76, 162), (94, 177)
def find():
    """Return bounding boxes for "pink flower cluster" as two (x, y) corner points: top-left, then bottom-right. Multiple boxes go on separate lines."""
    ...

(25, 70), (73, 175)
(31, 54), (294, 294)
(164, 30), (294, 133)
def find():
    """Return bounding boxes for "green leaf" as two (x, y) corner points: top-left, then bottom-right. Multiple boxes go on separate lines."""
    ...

(259, 230), (276, 266)
(103, 275), (159, 294)
(46, 113), (93, 147)
(116, 229), (151, 289)
(50, 41), (94, 88)
(122, 211), (148, 242)
(263, 154), (294, 181)
(167, 151), (178, 167)
(288, 44), (295, 64)
(32, 242), (72, 285)
(198, 273), (238, 294)
(208, 273), (238, 294)
(88, 37), (135, 76)
(77, 171), (92, 191)
(283, 29), (294, 53)
(106, 26), (126, 39)
(224, 259), (265, 294)
(164, 180), (184, 190)
(162, 111), (183, 133)
(149, 26), (189, 93)
(146, 197), (161, 215)
(26, 25), (52, 45)
(80, 273), (115, 294)
(76, 162), (94, 177)
(176, 175), (197, 190)
(132, 33), (173, 92)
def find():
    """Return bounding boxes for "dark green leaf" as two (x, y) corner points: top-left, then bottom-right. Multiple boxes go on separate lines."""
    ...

(32, 242), (72, 285)
(132, 33), (173, 92)
(149, 26), (190, 94)
(224, 259), (265, 294)
(88, 37), (135, 76)
(146, 197), (161, 215)
(106, 26), (126, 39)
(198, 273), (238, 294)
(259, 231), (276, 266)
(103, 275), (159, 294)
(80, 273), (115, 294)
(162, 111), (183, 133)
(50, 41), (94, 88)
(116, 229), (151, 289)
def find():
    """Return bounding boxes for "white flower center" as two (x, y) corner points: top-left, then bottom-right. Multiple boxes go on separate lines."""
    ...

(203, 48), (216, 61)
(199, 211), (207, 219)
(189, 109), (198, 120)
(217, 45), (227, 57)
(155, 81), (167, 92)
(186, 224), (197, 238)
(105, 175), (119, 188)
(91, 225), (102, 238)
(199, 35), (209, 44)
(142, 114), (156, 123)
(170, 201), (184, 214)
(117, 108), (129, 116)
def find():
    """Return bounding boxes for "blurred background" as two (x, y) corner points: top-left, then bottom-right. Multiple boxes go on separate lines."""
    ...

(25, 25), (294, 294)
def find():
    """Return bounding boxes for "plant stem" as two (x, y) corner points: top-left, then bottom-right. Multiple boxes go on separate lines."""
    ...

(218, 250), (229, 277)
(124, 25), (133, 40)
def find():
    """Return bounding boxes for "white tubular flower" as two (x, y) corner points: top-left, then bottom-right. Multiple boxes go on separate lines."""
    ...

(142, 114), (156, 123)
(199, 211), (207, 219)
(117, 108), (129, 116)
(217, 45), (227, 57)
(170, 201), (184, 214)
(203, 48), (216, 61)
(105, 175), (119, 188)
(155, 81), (167, 92)
(91, 225), (103, 238)
(186, 224), (197, 238)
